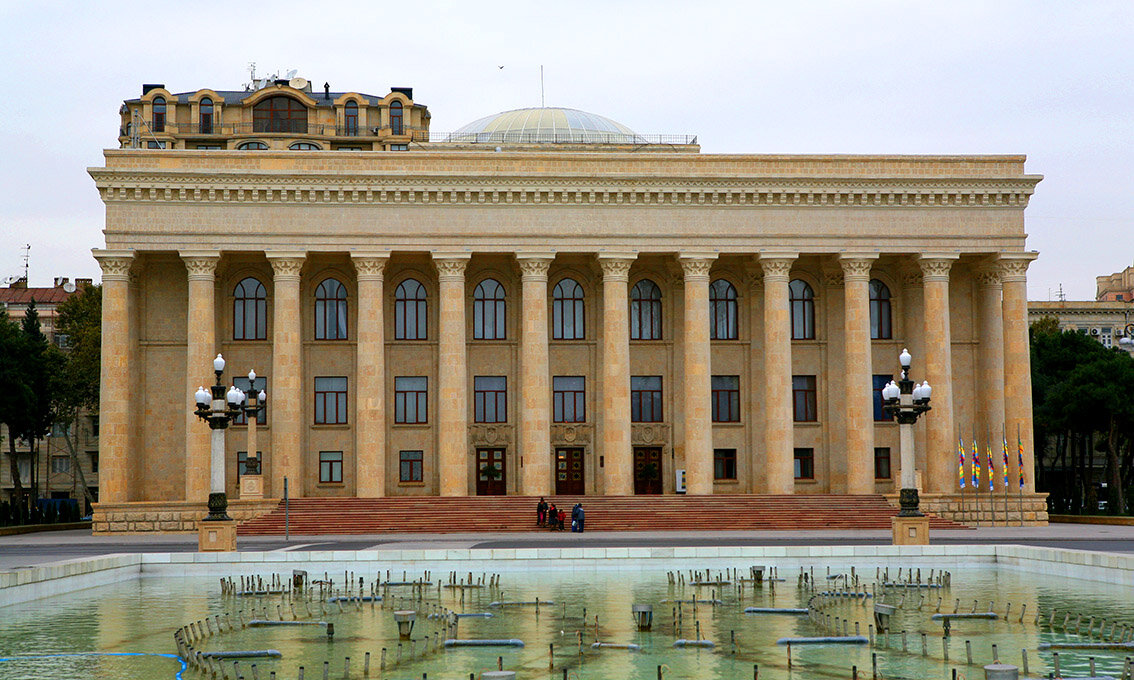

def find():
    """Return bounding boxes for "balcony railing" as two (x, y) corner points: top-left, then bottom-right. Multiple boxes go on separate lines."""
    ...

(119, 122), (432, 140)
(429, 131), (699, 145)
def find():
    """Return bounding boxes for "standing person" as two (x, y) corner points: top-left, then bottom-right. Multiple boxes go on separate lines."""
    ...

(557, 507), (567, 532)
(536, 497), (548, 527)
(576, 503), (585, 533)
(547, 503), (558, 531)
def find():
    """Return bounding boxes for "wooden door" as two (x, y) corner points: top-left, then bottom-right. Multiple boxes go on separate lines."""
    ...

(555, 448), (585, 495)
(633, 447), (663, 495)
(475, 448), (506, 495)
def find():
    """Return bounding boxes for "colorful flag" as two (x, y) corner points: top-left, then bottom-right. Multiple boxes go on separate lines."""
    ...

(958, 438), (966, 489)
(1018, 430), (1025, 490)
(971, 437), (980, 489)
(986, 441), (995, 492)
(1002, 436), (1009, 490)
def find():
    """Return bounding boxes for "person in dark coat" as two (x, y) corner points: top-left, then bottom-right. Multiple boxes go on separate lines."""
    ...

(574, 503), (585, 532)
(547, 503), (559, 531)
(536, 497), (548, 527)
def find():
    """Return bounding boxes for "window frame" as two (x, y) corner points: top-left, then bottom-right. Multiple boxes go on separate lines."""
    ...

(789, 279), (815, 340)
(874, 447), (892, 480)
(319, 451), (344, 484)
(394, 376), (428, 425)
(630, 279), (662, 341)
(399, 450), (424, 483)
(344, 100), (358, 136)
(553, 376), (586, 423)
(709, 279), (738, 340)
(314, 376), (348, 425)
(473, 376), (507, 424)
(713, 448), (737, 480)
(394, 278), (428, 340)
(389, 101), (403, 135)
(199, 97), (213, 134)
(314, 278), (348, 340)
(237, 141), (269, 150)
(631, 375), (663, 423)
(711, 375), (740, 423)
(289, 142), (322, 150)
(473, 278), (506, 340)
(233, 277), (267, 341)
(552, 278), (585, 340)
(253, 96), (308, 133)
(152, 96), (166, 132)
(873, 374), (895, 422)
(794, 448), (815, 480)
(869, 279), (892, 340)
(792, 375), (817, 422)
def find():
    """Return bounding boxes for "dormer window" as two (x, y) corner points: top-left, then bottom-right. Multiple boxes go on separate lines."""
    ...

(390, 101), (403, 135)
(199, 97), (213, 134)
(344, 101), (358, 136)
(152, 96), (166, 132)
(254, 96), (307, 134)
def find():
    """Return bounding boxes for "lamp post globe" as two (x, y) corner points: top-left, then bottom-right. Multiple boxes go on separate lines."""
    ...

(882, 348), (933, 517)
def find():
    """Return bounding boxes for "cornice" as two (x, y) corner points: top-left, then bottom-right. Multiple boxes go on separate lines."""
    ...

(88, 168), (1041, 210)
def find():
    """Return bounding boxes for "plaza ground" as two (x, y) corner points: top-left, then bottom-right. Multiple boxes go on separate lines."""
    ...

(1, 524), (1132, 570)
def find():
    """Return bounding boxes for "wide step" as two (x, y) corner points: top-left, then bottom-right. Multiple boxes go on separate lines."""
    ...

(236, 495), (967, 535)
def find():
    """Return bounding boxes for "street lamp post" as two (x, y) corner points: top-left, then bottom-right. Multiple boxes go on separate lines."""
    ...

(1118, 323), (1134, 353)
(882, 349), (932, 520)
(193, 354), (265, 522)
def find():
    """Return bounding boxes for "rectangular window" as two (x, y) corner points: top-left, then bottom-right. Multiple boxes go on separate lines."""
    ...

(474, 376), (507, 423)
(711, 375), (740, 422)
(631, 376), (663, 422)
(792, 375), (817, 422)
(713, 448), (737, 480)
(390, 144), (408, 151)
(88, 451), (98, 473)
(91, 416), (99, 437)
(237, 451), (249, 478)
(553, 376), (586, 423)
(399, 450), (423, 483)
(872, 374), (894, 422)
(394, 376), (428, 424)
(195, 145), (222, 150)
(314, 376), (348, 425)
(146, 140), (167, 149)
(794, 448), (815, 479)
(319, 451), (343, 483)
(51, 456), (70, 474)
(874, 447), (892, 480)
(234, 376), (268, 425)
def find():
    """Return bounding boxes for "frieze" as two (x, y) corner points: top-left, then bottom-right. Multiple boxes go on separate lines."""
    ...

(550, 424), (592, 444)
(469, 425), (512, 446)
(632, 423), (671, 445)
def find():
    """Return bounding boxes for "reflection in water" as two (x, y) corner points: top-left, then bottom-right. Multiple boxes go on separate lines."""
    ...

(1, 567), (1133, 679)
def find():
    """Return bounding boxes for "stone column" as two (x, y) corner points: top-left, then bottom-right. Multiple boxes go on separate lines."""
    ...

(1000, 252), (1039, 493)
(517, 253), (554, 496)
(181, 251), (219, 504)
(919, 254), (959, 494)
(598, 254), (636, 496)
(976, 263), (1006, 491)
(353, 253), (389, 497)
(94, 250), (134, 503)
(841, 254), (878, 495)
(268, 253), (305, 498)
(434, 254), (471, 497)
(679, 254), (717, 495)
(760, 253), (797, 494)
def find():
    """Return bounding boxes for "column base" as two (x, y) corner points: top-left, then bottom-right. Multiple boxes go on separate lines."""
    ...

(892, 516), (930, 545)
(198, 519), (237, 552)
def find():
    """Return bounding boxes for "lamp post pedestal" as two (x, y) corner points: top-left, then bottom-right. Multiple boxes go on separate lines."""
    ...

(198, 518), (238, 552)
(892, 515), (930, 545)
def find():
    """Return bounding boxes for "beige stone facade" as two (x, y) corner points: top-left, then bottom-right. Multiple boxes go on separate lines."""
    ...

(1028, 299), (1134, 352)
(1097, 261), (1134, 302)
(90, 93), (1049, 530)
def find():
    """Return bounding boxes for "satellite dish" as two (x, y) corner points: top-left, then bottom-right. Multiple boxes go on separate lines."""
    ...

(286, 69), (298, 79)
(63, 281), (77, 293)
(289, 77), (308, 90)
(2, 276), (18, 285)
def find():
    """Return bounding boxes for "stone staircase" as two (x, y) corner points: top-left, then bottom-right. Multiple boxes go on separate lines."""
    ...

(236, 495), (968, 535)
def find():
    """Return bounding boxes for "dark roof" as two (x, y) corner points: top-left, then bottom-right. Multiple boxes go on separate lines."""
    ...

(0, 287), (73, 306)
(124, 90), (392, 108)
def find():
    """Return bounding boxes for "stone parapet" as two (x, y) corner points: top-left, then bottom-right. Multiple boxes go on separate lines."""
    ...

(886, 493), (1049, 527)
(92, 499), (279, 534)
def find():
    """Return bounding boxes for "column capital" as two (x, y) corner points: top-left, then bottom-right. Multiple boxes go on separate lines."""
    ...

(821, 267), (844, 288)
(597, 253), (636, 281)
(997, 252), (1038, 282)
(918, 253), (960, 281)
(93, 249), (134, 282)
(678, 253), (717, 280)
(180, 250), (220, 281)
(432, 252), (471, 280)
(975, 264), (1003, 288)
(838, 253), (879, 281)
(515, 253), (555, 279)
(351, 252), (390, 280)
(758, 252), (797, 280)
(268, 252), (306, 280)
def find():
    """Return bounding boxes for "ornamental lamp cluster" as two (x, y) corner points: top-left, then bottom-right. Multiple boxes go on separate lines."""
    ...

(881, 348), (933, 518)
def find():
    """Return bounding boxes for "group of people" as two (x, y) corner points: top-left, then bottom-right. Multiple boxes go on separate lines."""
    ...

(536, 498), (585, 532)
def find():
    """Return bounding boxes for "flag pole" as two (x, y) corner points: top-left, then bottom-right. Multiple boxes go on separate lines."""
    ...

(1018, 422), (1025, 528)
(1003, 430), (1010, 527)
(958, 432), (967, 527)
(972, 427), (981, 527)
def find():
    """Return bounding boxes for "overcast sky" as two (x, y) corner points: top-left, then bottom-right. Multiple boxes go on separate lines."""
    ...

(1, 0), (1130, 300)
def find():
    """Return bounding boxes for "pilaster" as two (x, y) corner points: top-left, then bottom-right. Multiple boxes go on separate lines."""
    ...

(760, 252), (797, 494)
(517, 253), (554, 496)
(268, 252), (305, 498)
(679, 253), (717, 495)
(353, 253), (389, 497)
(94, 249), (134, 504)
(434, 254), (471, 496)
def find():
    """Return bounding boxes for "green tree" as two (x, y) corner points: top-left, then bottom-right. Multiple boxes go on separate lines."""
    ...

(17, 300), (55, 510)
(49, 284), (101, 510)
(0, 314), (33, 504)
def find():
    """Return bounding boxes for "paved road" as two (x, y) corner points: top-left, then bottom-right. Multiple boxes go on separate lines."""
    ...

(1, 526), (1131, 569)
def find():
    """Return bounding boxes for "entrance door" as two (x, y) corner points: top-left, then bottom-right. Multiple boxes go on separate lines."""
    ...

(476, 448), (506, 496)
(633, 447), (663, 495)
(555, 448), (585, 495)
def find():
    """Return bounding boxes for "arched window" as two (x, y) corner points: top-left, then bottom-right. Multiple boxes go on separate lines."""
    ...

(237, 141), (269, 150)
(253, 96), (307, 133)
(552, 278), (585, 340)
(395, 278), (427, 340)
(473, 278), (506, 340)
(789, 279), (815, 340)
(709, 279), (738, 340)
(315, 278), (348, 340)
(389, 101), (403, 135)
(869, 279), (892, 340)
(631, 279), (662, 340)
(288, 142), (322, 150)
(152, 96), (166, 132)
(344, 100), (358, 136)
(233, 277), (266, 340)
(199, 97), (213, 134)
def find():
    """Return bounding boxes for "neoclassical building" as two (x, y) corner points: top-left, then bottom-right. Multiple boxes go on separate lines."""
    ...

(91, 81), (1046, 530)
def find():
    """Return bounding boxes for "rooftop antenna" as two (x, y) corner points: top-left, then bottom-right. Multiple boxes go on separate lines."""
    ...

(540, 65), (545, 108)
(1057, 283), (1066, 302)
(21, 243), (30, 283)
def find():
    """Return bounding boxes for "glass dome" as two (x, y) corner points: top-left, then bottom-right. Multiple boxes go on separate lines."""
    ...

(448, 107), (647, 144)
